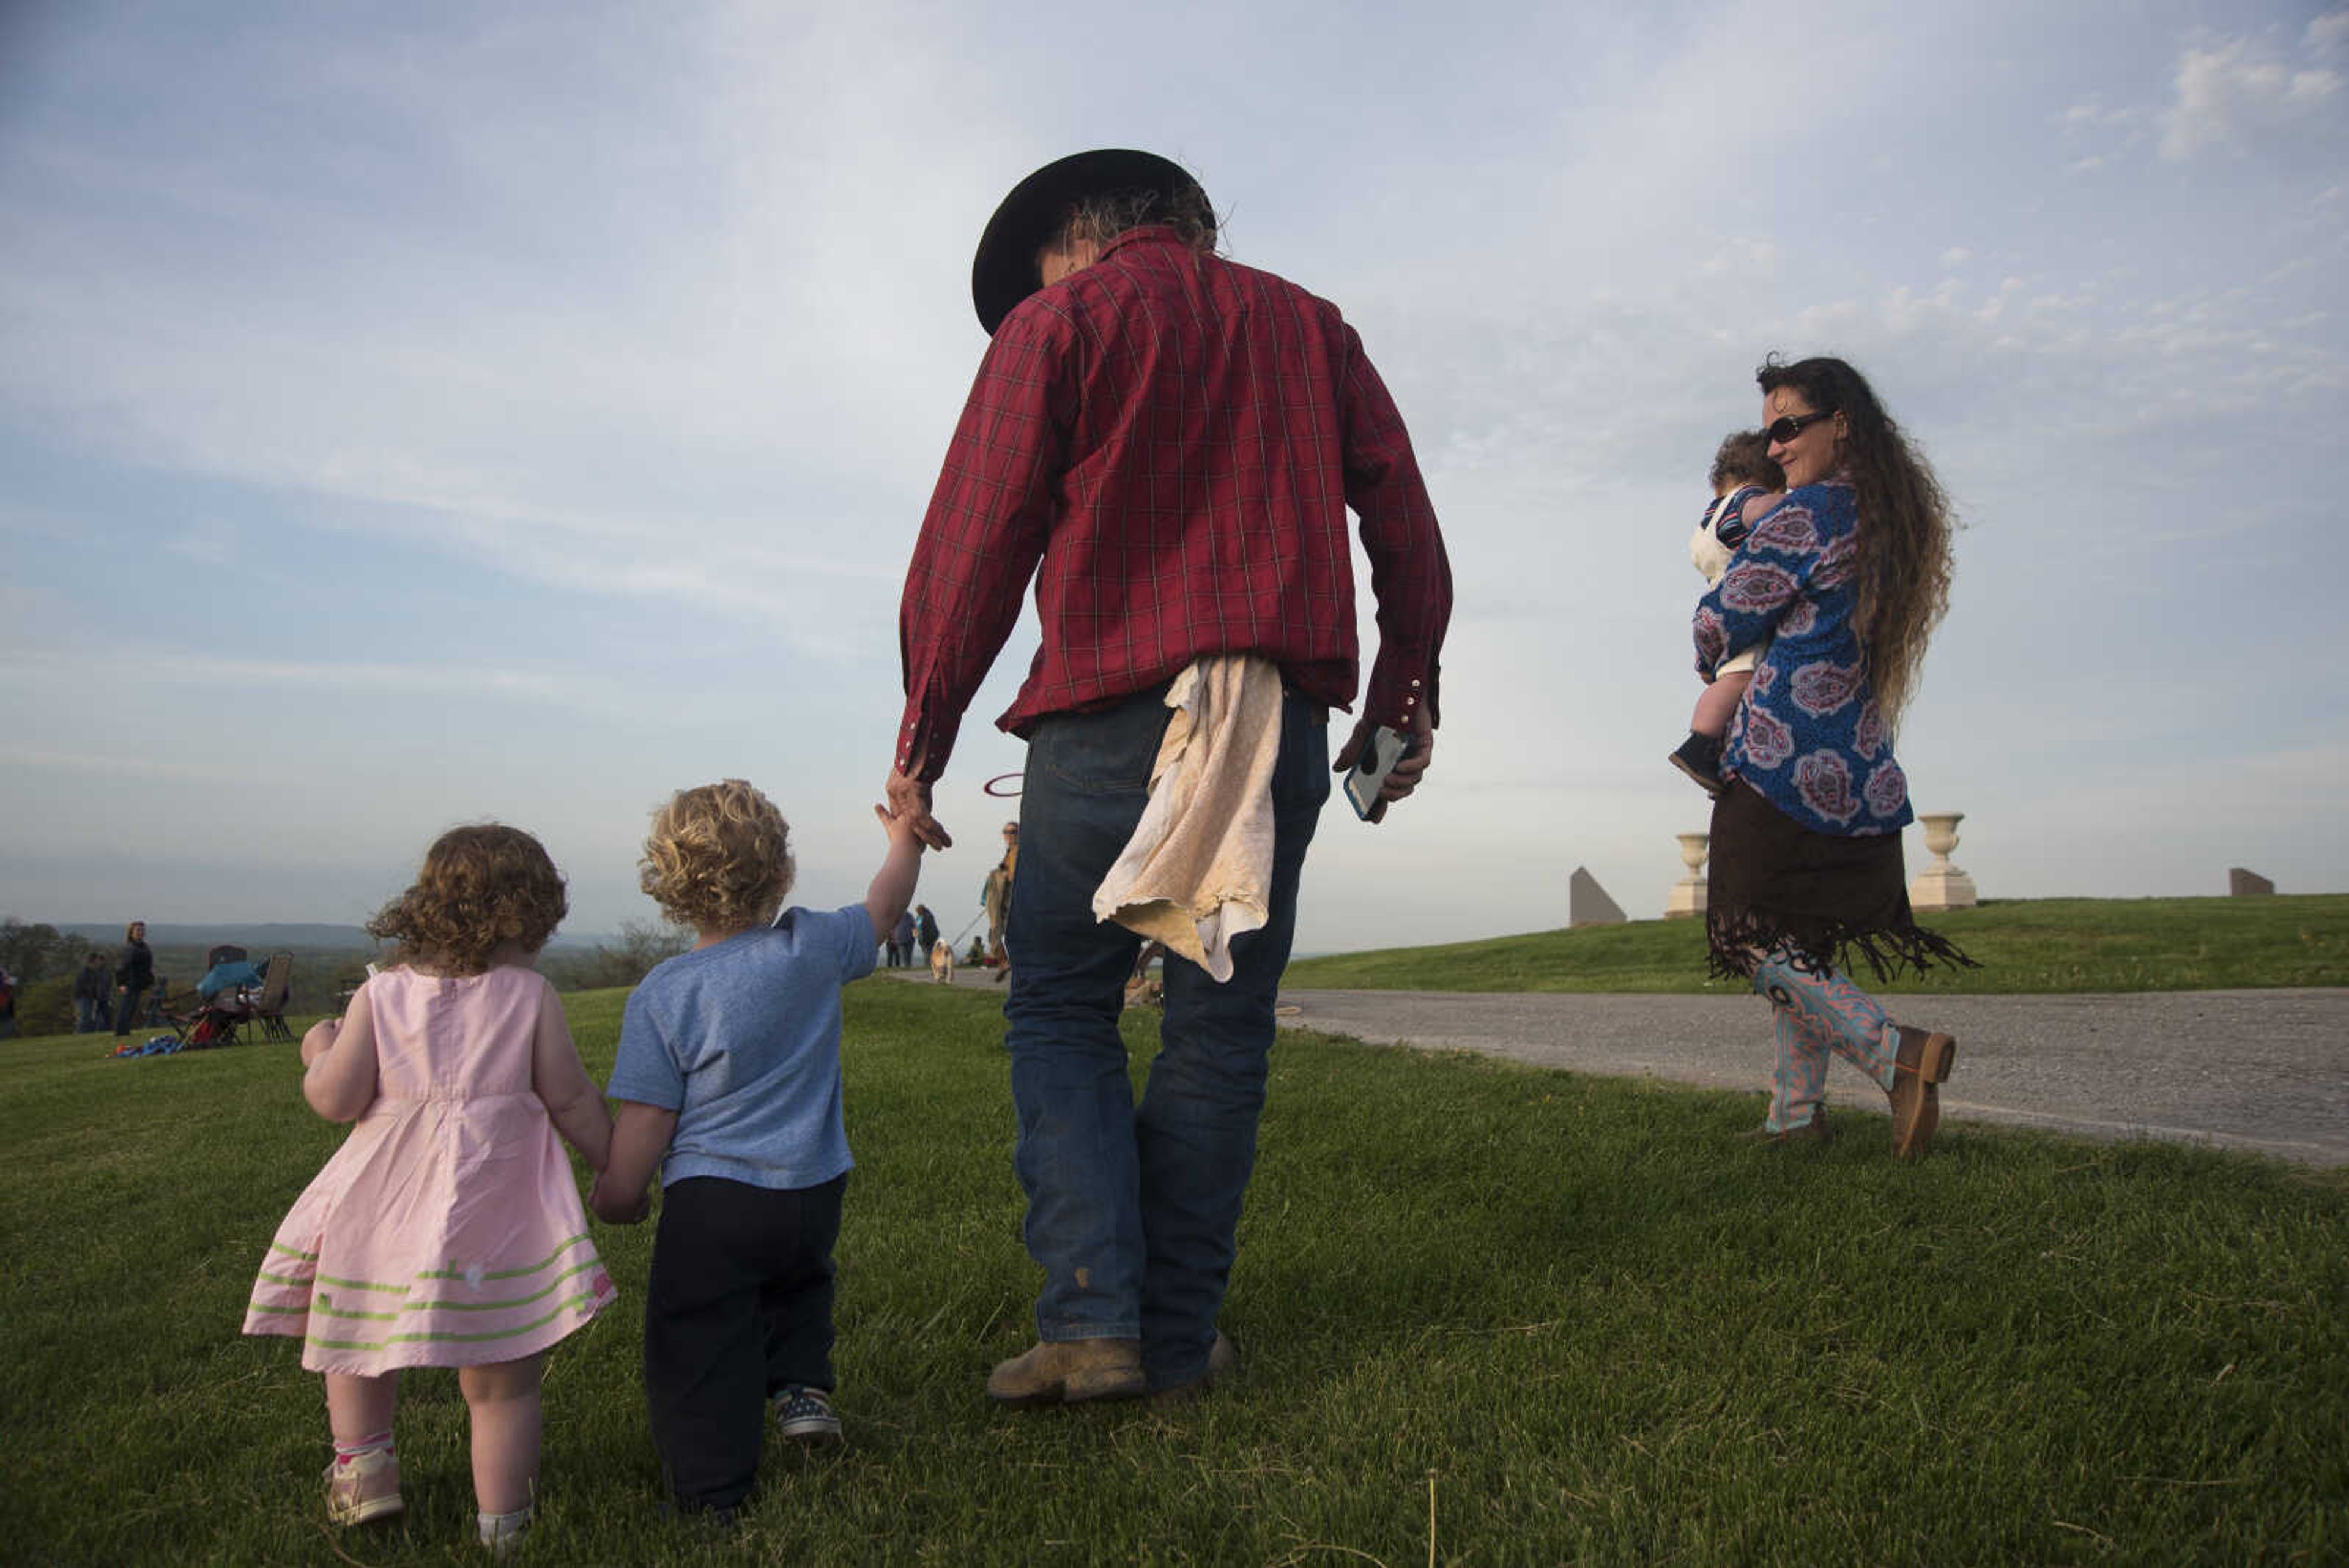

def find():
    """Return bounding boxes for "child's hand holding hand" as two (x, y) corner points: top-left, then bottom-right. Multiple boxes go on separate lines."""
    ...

(589, 1169), (651, 1225)
(872, 801), (928, 853)
(866, 800), (928, 942)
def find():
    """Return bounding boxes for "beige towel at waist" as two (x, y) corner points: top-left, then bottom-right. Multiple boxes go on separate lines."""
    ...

(1091, 654), (1285, 983)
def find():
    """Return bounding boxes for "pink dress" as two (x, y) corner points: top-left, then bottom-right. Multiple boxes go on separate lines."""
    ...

(243, 966), (615, 1374)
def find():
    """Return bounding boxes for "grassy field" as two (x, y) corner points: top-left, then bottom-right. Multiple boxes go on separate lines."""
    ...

(1280, 894), (2349, 995)
(3, 979), (2345, 1565)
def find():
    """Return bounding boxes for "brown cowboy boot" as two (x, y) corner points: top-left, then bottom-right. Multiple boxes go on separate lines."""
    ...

(1888, 1025), (1957, 1158)
(1149, 1332), (1240, 1406)
(986, 1338), (1145, 1406)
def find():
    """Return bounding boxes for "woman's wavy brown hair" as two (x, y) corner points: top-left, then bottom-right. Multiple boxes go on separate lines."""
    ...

(639, 779), (792, 935)
(366, 824), (568, 975)
(1756, 355), (1955, 732)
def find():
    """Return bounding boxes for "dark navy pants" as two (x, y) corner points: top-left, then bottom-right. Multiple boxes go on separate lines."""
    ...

(644, 1173), (844, 1510)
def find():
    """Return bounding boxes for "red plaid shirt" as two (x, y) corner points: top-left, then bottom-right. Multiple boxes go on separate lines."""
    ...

(895, 227), (1452, 781)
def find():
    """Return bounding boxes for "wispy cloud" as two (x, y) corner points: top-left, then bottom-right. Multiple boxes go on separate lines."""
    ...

(2161, 31), (2342, 160)
(0, 745), (270, 785)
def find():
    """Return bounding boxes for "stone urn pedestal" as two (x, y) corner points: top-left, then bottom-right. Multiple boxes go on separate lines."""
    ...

(1909, 811), (1978, 912)
(1663, 833), (1709, 920)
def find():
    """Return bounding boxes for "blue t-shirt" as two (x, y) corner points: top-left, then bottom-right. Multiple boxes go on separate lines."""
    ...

(607, 904), (876, 1192)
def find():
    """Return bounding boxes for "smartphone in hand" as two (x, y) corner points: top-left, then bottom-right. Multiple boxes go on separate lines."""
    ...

(1342, 725), (1409, 820)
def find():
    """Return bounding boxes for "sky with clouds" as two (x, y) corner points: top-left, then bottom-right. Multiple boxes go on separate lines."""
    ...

(2, 1), (2343, 952)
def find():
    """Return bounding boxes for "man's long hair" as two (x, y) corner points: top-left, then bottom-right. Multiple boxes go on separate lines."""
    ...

(1056, 185), (1220, 256)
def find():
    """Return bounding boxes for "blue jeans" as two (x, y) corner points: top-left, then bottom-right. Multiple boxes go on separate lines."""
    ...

(113, 986), (146, 1036)
(1004, 683), (1329, 1388)
(77, 998), (103, 1033)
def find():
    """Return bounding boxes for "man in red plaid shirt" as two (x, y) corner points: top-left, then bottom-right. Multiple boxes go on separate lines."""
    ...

(886, 150), (1452, 1407)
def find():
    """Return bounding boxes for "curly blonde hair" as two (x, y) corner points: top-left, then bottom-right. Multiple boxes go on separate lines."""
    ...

(640, 779), (793, 935)
(367, 824), (568, 975)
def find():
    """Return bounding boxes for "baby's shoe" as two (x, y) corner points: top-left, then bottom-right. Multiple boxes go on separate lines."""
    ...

(773, 1384), (842, 1443)
(1668, 732), (1726, 797)
(323, 1447), (402, 1527)
(478, 1501), (534, 1555)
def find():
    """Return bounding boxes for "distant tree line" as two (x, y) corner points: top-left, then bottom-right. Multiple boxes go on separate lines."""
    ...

(536, 920), (694, 992)
(2, 915), (694, 1041)
(1, 920), (103, 1036)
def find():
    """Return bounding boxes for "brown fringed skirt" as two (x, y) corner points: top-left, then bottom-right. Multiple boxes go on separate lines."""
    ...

(1705, 782), (1975, 984)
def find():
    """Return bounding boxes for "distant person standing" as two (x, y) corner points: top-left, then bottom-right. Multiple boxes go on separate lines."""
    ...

(74, 953), (110, 1032)
(0, 971), (15, 1041)
(981, 822), (1018, 983)
(112, 920), (154, 1038)
(913, 904), (940, 957)
(889, 910), (916, 968)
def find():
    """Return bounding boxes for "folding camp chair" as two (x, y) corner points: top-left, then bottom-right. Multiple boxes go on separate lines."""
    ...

(253, 951), (295, 1042)
(168, 995), (247, 1049)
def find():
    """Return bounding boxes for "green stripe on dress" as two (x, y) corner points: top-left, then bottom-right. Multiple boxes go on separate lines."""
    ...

(318, 1272), (411, 1295)
(404, 1259), (604, 1313)
(310, 1299), (402, 1321)
(306, 1288), (607, 1351)
(268, 1241), (320, 1261)
(414, 1233), (593, 1282)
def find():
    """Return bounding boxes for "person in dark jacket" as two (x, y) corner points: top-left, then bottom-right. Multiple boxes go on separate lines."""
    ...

(112, 920), (154, 1037)
(74, 952), (111, 1032)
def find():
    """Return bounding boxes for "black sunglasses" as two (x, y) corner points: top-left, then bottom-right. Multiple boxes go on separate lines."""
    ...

(1765, 410), (1835, 445)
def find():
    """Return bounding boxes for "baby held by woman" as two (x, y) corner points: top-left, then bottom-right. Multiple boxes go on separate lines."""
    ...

(1670, 429), (1784, 795)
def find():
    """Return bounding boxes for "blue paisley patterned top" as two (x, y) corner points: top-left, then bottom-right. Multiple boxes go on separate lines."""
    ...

(1693, 479), (1912, 837)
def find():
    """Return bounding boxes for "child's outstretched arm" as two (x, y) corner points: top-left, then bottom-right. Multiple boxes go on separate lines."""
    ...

(530, 986), (613, 1172)
(590, 1102), (676, 1225)
(302, 986), (382, 1123)
(863, 803), (926, 941)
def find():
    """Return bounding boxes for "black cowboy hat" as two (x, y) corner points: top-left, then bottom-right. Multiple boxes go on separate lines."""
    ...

(970, 149), (1209, 335)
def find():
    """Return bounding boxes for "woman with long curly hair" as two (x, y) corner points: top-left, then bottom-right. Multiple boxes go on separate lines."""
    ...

(1694, 355), (1973, 1155)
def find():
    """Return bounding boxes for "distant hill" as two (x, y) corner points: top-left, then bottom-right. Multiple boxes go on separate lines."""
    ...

(59, 922), (379, 951)
(55, 923), (604, 951)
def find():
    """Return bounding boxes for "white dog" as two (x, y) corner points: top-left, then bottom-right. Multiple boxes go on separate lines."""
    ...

(929, 939), (956, 984)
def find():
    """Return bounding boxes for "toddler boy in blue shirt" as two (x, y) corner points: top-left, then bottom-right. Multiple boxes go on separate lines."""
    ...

(592, 778), (922, 1518)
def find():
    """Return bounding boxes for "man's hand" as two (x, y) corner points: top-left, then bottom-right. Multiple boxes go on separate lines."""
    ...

(886, 769), (953, 851)
(1332, 704), (1434, 825)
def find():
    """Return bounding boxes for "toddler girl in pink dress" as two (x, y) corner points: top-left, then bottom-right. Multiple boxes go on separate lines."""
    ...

(243, 825), (615, 1553)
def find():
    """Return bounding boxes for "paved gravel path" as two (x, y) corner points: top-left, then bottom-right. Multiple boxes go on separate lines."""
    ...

(1272, 987), (2349, 1167)
(892, 967), (2348, 1166)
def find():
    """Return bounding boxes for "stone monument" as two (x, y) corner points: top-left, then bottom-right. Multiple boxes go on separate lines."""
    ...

(1909, 811), (1978, 912)
(1664, 833), (1709, 920)
(1569, 866), (1626, 927)
(2229, 868), (2275, 897)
